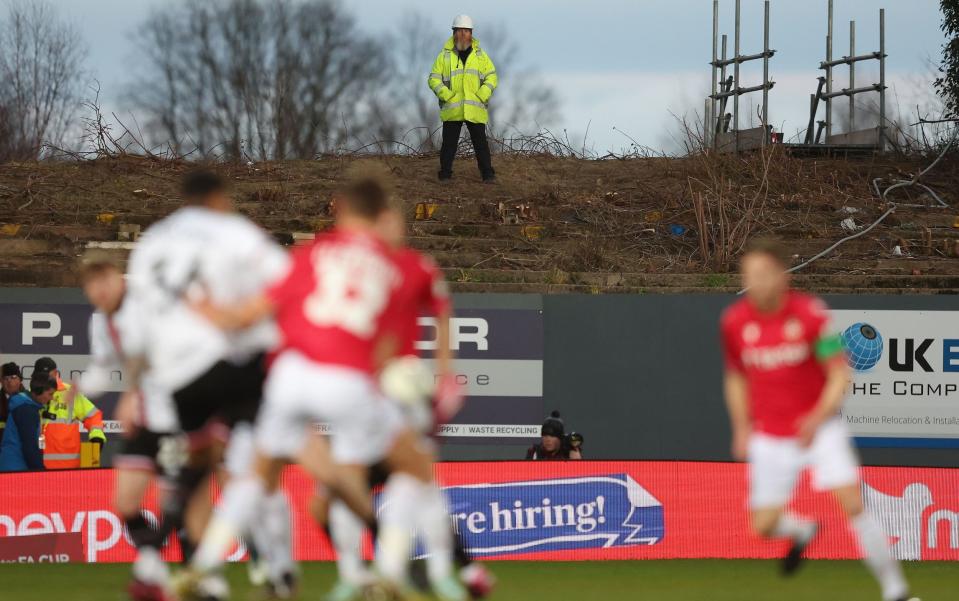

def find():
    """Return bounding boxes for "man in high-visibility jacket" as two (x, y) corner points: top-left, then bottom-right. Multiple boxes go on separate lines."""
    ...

(428, 14), (498, 183)
(33, 357), (106, 469)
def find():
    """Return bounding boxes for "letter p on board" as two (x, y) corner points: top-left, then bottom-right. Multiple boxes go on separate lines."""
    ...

(22, 313), (61, 345)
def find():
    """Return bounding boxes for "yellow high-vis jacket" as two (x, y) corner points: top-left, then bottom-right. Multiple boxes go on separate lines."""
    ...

(42, 381), (105, 469)
(428, 37), (498, 124)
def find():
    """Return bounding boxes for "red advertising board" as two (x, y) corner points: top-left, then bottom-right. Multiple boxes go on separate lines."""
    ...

(0, 462), (955, 563)
(0, 532), (84, 564)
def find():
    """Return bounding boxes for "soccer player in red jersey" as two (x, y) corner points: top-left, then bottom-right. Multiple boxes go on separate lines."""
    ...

(184, 177), (468, 601)
(721, 239), (917, 601)
(311, 206), (490, 600)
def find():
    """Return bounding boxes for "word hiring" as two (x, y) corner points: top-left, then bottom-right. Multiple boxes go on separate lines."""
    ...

(452, 496), (607, 535)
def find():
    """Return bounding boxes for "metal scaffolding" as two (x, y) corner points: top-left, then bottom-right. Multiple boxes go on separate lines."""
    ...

(708, 0), (775, 152)
(806, 1), (887, 149)
(706, 0), (890, 155)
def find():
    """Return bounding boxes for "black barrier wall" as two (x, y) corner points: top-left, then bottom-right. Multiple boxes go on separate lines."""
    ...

(1, 289), (956, 468)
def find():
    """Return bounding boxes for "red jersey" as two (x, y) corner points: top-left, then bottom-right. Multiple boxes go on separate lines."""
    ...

(720, 291), (844, 437)
(388, 247), (452, 357)
(267, 228), (401, 374)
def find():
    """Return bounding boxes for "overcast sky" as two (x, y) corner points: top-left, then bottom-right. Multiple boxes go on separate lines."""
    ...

(53, 0), (948, 152)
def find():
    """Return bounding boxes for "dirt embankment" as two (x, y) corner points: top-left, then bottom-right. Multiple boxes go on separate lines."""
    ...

(1, 150), (957, 294)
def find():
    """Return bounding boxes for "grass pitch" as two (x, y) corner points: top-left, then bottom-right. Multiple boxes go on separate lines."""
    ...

(0, 559), (954, 600)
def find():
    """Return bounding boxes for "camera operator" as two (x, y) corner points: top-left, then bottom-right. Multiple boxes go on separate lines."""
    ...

(525, 411), (583, 460)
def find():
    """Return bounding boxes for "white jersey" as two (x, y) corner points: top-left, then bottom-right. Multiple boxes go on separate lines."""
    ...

(126, 206), (289, 392)
(82, 299), (178, 433)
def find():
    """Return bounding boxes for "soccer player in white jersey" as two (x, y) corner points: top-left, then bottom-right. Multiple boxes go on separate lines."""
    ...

(75, 251), (180, 601)
(721, 238), (918, 601)
(124, 170), (295, 600)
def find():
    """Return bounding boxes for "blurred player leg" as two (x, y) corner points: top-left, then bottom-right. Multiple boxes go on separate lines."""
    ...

(327, 498), (371, 600)
(381, 356), (493, 598)
(222, 421), (297, 598)
(810, 420), (911, 601)
(305, 462), (374, 601)
(300, 432), (377, 530)
(190, 452), (273, 573)
(747, 431), (818, 575)
(115, 452), (169, 601)
(377, 471), (421, 583)
(376, 428), (466, 600)
(833, 485), (910, 601)
(258, 489), (296, 597)
(190, 352), (381, 597)
(416, 479), (456, 586)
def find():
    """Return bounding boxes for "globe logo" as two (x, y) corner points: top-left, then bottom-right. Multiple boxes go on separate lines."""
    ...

(841, 323), (883, 372)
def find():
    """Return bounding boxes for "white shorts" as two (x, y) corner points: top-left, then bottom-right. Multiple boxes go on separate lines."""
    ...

(748, 418), (860, 509)
(256, 350), (403, 466)
(223, 422), (256, 478)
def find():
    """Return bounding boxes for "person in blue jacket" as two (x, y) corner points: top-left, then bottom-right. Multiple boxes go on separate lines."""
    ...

(0, 375), (55, 471)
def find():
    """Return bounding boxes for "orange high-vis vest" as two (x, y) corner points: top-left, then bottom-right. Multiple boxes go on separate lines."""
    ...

(41, 381), (105, 469)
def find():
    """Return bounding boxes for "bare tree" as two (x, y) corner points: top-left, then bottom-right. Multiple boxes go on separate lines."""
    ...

(128, 0), (386, 160)
(366, 12), (441, 151)
(372, 11), (562, 152)
(0, 0), (86, 161)
(479, 22), (561, 139)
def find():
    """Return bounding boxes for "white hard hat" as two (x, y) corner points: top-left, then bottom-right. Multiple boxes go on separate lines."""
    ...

(452, 14), (474, 30)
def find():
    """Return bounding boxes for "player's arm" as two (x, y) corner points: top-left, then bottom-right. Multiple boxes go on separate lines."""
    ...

(797, 330), (849, 446)
(425, 261), (464, 423)
(434, 305), (453, 378)
(192, 294), (275, 331)
(720, 312), (750, 461)
(77, 313), (119, 400)
(114, 389), (142, 439)
(432, 304), (464, 424)
(193, 239), (294, 331)
(116, 353), (148, 436)
(724, 368), (751, 461)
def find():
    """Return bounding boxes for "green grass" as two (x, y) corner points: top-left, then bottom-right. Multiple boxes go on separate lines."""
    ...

(0, 559), (954, 601)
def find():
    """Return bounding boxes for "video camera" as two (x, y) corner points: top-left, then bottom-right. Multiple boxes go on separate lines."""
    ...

(564, 431), (584, 453)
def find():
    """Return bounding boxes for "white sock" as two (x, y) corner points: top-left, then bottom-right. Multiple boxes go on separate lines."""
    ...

(193, 476), (265, 573)
(852, 512), (909, 601)
(330, 499), (369, 585)
(376, 473), (420, 585)
(132, 546), (169, 585)
(772, 512), (816, 541)
(263, 490), (294, 582)
(417, 482), (455, 586)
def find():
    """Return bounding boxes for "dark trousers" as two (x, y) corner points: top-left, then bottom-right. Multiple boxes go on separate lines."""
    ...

(439, 120), (494, 179)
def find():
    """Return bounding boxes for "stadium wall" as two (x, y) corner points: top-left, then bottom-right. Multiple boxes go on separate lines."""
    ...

(1, 289), (957, 468)
(1, 462), (957, 563)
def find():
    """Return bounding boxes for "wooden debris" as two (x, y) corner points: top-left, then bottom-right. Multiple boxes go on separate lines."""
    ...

(521, 225), (544, 241)
(117, 223), (141, 242)
(415, 202), (438, 221)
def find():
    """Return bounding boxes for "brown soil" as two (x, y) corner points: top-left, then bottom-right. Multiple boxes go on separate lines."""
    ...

(1, 150), (958, 293)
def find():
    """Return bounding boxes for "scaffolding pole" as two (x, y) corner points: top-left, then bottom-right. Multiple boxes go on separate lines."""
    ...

(711, 0), (719, 147)
(879, 8), (886, 151)
(762, 0), (770, 142)
(734, 0), (741, 151)
(719, 34), (728, 135)
(826, 0), (833, 140)
(849, 20), (856, 132)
